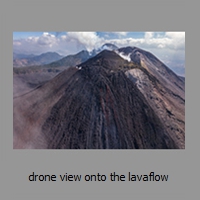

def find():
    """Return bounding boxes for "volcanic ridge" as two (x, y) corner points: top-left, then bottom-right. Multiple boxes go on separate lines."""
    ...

(13, 46), (185, 149)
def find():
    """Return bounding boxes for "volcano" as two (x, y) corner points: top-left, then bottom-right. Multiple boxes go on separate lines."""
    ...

(13, 47), (185, 149)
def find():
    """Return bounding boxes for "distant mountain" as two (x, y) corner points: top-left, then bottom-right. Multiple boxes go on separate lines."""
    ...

(47, 50), (90, 68)
(13, 47), (185, 149)
(13, 52), (63, 67)
(13, 52), (36, 60)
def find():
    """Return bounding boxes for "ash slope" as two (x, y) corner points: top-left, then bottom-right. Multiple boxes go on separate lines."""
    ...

(13, 49), (184, 149)
(120, 47), (185, 148)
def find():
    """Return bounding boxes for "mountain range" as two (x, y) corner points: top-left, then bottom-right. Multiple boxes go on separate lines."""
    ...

(13, 52), (63, 67)
(13, 44), (185, 149)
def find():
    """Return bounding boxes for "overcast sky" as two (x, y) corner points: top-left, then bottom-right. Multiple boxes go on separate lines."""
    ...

(13, 32), (185, 76)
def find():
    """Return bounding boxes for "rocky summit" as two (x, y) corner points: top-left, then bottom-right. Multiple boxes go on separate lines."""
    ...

(13, 47), (185, 149)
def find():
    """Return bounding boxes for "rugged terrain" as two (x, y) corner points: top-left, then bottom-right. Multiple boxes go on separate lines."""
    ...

(13, 46), (185, 149)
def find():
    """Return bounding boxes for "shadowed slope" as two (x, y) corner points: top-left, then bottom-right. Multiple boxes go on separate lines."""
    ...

(43, 66), (177, 149)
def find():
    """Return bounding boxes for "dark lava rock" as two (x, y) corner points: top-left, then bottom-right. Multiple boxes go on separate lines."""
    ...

(41, 65), (177, 149)
(13, 49), (184, 149)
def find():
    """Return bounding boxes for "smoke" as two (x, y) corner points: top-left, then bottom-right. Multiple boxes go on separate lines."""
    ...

(115, 50), (131, 62)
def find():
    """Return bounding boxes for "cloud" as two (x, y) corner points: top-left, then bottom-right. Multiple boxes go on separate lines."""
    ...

(13, 32), (185, 52)
(165, 32), (185, 50)
(13, 32), (66, 55)
(13, 41), (21, 46)
(104, 32), (185, 52)
(165, 32), (185, 39)
(144, 32), (154, 39)
(114, 32), (128, 36)
(13, 31), (185, 55)
(65, 32), (103, 52)
(37, 32), (57, 47)
(55, 32), (63, 37)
